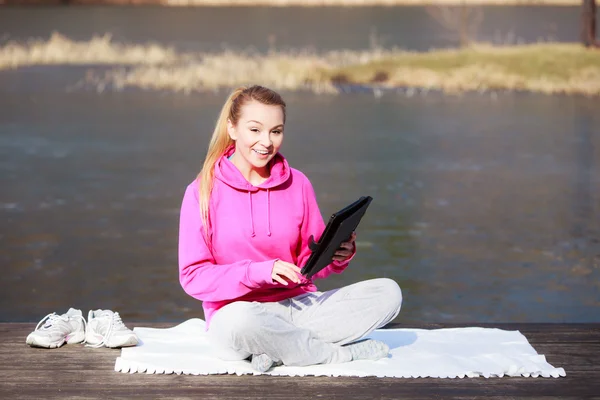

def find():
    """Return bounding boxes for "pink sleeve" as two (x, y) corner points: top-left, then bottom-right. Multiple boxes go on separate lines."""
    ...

(178, 184), (275, 302)
(296, 176), (356, 280)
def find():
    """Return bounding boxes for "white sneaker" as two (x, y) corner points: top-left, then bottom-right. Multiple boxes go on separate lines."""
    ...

(26, 308), (86, 348)
(85, 309), (138, 348)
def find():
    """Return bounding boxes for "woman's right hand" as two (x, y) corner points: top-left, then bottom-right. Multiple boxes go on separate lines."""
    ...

(272, 260), (302, 286)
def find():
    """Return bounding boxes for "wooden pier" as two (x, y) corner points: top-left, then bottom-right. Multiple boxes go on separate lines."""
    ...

(0, 322), (598, 399)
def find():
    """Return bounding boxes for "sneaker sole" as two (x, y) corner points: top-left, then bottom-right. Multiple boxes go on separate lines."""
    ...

(26, 335), (65, 349)
(86, 332), (139, 348)
(26, 330), (85, 348)
(107, 335), (139, 348)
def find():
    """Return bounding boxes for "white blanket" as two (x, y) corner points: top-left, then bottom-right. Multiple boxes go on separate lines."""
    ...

(115, 319), (565, 378)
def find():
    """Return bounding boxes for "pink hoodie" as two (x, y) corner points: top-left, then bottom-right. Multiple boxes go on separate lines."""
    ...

(178, 147), (355, 329)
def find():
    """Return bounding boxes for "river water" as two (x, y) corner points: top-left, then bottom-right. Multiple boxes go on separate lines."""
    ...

(1, 6), (599, 323)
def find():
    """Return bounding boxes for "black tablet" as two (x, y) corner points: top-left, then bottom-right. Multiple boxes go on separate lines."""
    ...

(301, 196), (373, 279)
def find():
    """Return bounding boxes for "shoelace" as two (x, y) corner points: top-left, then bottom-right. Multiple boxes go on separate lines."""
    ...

(85, 311), (125, 348)
(34, 312), (87, 334)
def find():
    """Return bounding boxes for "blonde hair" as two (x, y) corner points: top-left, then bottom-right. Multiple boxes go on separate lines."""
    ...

(197, 85), (287, 234)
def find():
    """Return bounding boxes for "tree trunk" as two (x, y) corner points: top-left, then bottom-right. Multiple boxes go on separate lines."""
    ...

(581, 0), (598, 47)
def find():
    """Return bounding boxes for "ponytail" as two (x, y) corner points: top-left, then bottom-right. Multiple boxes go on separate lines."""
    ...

(196, 87), (245, 233)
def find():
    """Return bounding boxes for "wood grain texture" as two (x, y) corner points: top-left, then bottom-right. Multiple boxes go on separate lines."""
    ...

(0, 322), (598, 399)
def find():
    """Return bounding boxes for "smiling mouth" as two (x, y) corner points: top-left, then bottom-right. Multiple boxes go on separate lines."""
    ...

(253, 149), (270, 156)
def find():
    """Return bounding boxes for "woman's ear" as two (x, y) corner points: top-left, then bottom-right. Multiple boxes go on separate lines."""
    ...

(227, 119), (237, 141)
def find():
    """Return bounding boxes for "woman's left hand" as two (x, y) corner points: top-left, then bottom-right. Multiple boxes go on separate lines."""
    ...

(332, 232), (356, 262)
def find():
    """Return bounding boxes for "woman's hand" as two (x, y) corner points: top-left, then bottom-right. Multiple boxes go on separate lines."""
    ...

(333, 232), (356, 262)
(272, 260), (302, 286)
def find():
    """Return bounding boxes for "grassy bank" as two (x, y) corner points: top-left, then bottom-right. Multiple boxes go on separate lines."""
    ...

(320, 43), (600, 96)
(1, 34), (598, 96)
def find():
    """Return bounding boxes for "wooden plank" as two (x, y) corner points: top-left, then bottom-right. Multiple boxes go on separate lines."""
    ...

(2, 371), (600, 400)
(0, 323), (598, 400)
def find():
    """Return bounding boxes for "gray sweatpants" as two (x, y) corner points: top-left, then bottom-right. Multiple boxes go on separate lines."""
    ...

(207, 278), (402, 367)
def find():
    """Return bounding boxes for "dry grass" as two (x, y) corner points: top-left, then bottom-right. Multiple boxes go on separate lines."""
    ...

(81, 51), (339, 93)
(0, 32), (181, 69)
(1, 34), (599, 96)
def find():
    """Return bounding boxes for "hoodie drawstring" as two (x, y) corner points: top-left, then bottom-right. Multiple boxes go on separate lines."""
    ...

(267, 189), (271, 237)
(247, 189), (271, 238)
(248, 191), (256, 237)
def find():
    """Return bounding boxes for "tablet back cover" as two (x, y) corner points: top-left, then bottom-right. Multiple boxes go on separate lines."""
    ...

(301, 196), (372, 279)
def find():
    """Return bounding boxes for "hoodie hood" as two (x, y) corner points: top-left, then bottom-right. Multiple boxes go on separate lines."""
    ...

(214, 145), (291, 192)
(214, 145), (291, 237)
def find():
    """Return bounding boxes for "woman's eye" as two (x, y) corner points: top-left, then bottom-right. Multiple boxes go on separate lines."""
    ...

(273, 130), (282, 135)
(250, 128), (259, 133)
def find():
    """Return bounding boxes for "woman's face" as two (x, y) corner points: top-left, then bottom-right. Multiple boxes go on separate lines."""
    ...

(227, 101), (285, 173)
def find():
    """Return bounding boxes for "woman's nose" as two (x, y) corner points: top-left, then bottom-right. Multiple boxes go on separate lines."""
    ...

(260, 132), (273, 146)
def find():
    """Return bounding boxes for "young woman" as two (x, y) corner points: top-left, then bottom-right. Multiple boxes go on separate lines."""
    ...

(178, 85), (402, 372)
